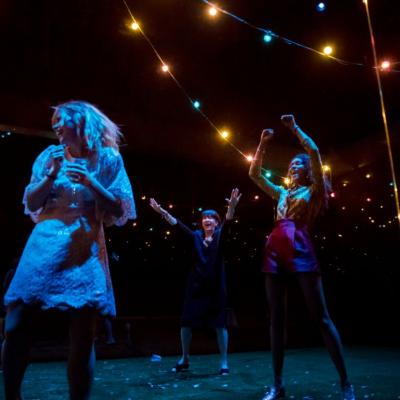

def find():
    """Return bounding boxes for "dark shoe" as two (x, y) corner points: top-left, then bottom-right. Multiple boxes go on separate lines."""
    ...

(261, 386), (286, 400)
(219, 368), (229, 375)
(342, 383), (356, 400)
(171, 362), (189, 372)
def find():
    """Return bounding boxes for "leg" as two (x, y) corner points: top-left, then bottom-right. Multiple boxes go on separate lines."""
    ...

(2, 303), (33, 400)
(68, 307), (97, 400)
(216, 327), (229, 370)
(179, 326), (192, 364)
(103, 317), (116, 344)
(172, 327), (192, 372)
(296, 274), (350, 385)
(265, 274), (286, 389)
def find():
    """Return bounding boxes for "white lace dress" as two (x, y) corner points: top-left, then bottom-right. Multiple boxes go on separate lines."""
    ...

(4, 145), (136, 316)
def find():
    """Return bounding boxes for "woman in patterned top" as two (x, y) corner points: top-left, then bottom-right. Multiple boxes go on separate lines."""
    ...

(2, 101), (136, 400)
(249, 115), (355, 400)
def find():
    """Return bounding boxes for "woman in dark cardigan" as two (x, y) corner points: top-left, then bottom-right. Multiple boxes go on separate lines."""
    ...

(150, 188), (241, 375)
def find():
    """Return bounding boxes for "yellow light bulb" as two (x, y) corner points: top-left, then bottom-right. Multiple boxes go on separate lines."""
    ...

(208, 7), (218, 17)
(161, 64), (169, 72)
(381, 61), (390, 70)
(220, 130), (229, 139)
(246, 155), (254, 162)
(130, 21), (140, 31)
(323, 46), (333, 56)
(284, 177), (291, 186)
(323, 165), (331, 172)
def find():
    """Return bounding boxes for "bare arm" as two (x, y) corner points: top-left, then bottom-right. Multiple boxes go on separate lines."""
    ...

(66, 163), (123, 217)
(87, 178), (123, 217)
(26, 145), (64, 212)
(281, 115), (324, 189)
(249, 129), (284, 200)
(149, 198), (177, 225)
(149, 198), (197, 236)
(225, 188), (242, 220)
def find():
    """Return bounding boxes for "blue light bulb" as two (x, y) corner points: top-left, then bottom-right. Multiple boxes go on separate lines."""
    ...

(263, 33), (272, 43)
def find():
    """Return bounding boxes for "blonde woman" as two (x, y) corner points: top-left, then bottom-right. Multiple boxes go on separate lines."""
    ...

(2, 101), (136, 399)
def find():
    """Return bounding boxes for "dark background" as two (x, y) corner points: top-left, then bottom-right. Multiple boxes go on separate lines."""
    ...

(0, 0), (399, 351)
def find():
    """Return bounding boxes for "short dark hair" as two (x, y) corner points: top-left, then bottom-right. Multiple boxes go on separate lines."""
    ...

(201, 209), (221, 225)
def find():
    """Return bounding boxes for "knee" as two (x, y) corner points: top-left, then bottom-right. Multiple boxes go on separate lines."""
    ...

(269, 316), (285, 332)
(317, 316), (333, 330)
(4, 316), (26, 341)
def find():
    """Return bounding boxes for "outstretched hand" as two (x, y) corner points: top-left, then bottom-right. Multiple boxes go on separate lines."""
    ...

(280, 114), (296, 130)
(149, 198), (164, 214)
(226, 188), (242, 209)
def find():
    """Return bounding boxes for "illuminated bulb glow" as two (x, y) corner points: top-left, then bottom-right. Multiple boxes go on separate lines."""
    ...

(323, 165), (331, 172)
(284, 177), (291, 186)
(130, 22), (140, 31)
(263, 34), (272, 43)
(381, 61), (390, 70)
(208, 7), (218, 16)
(323, 46), (333, 55)
(246, 155), (254, 162)
(317, 2), (326, 11)
(193, 100), (200, 109)
(161, 64), (169, 72)
(220, 130), (229, 139)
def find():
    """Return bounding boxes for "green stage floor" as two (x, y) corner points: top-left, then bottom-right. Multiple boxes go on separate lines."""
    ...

(1, 347), (399, 399)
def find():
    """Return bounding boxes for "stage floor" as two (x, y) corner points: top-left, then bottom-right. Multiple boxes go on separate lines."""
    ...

(1, 347), (399, 399)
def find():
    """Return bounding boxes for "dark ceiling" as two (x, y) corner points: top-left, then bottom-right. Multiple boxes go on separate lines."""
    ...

(0, 0), (399, 172)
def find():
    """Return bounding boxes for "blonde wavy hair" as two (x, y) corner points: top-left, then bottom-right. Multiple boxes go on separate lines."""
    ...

(53, 100), (123, 152)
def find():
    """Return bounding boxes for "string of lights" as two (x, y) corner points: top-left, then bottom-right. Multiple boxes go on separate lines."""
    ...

(122, 0), (281, 181)
(121, 0), (339, 188)
(200, 0), (400, 73)
(121, 0), (400, 227)
(363, 0), (400, 228)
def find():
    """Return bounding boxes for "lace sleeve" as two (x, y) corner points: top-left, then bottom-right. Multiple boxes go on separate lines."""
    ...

(98, 149), (136, 227)
(22, 146), (54, 223)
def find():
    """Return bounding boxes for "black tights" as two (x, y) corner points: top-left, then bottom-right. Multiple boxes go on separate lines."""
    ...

(1, 303), (97, 400)
(265, 273), (349, 387)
